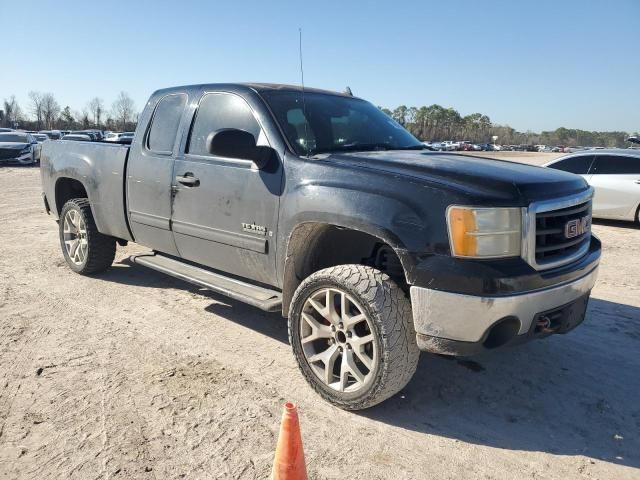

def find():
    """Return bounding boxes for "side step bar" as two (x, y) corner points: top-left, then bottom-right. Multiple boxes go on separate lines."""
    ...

(130, 253), (282, 312)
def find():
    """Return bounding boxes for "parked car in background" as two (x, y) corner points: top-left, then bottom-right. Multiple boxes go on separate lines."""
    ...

(105, 132), (123, 142)
(118, 132), (135, 144)
(0, 131), (38, 165)
(440, 140), (458, 151)
(76, 129), (104, 141)
(39, 130), (63, 140)
(72, 130), (99, 141)
(32, 133), (49, 162)
(544, 150), (640, 223)
(62, 134), (92, 142)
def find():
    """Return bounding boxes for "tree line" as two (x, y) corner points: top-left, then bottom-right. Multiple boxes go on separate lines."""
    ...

(0, 91), (137, 132)
(380, 105), (636, 148)
(1, 92), (635, 147)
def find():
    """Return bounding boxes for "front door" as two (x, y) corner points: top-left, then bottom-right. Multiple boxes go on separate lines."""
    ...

(170, 91), (283, 285)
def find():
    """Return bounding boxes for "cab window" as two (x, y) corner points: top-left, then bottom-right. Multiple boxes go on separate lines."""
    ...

(147, 93), (187, 153)
(188, 92), (262, 157)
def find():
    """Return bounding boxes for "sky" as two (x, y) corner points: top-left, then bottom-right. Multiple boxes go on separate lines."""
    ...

(2, 0), (639, 133)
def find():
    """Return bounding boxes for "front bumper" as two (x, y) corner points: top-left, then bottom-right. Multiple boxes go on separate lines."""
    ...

(409, 265), (598, 356)
(0, 153), (34, 165)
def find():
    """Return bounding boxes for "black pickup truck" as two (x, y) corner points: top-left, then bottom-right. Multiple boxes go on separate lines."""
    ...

(40, 83), (600, 409)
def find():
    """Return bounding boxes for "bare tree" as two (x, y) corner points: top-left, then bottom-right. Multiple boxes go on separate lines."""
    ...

(111, 91), (135, 130)
(87, 97), (104, 128)
(81, 109), (90, 128)
(2, 96), (23, 128)
(41, 93), (61, 129)
(28, 91), (45, 130)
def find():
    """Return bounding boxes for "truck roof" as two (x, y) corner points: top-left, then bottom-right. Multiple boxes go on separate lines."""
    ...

(150, 82), (354, 99)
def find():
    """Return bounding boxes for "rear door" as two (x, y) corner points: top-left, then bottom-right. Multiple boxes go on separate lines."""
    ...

(589, 154), (640, 220)
(170, 91), (283, 285)
(127, 92), (188, 255)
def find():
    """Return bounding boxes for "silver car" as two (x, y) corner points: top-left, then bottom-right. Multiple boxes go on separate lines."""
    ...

(544, 150), (640, 223)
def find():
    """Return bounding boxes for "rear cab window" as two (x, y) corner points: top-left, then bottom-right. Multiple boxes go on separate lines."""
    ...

(146, 93), (188, 154)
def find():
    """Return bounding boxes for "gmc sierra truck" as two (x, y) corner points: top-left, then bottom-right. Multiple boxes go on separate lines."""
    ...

(40, 83), (601, 410)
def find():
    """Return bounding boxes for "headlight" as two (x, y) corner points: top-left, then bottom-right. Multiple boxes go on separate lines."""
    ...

(19, 146), (31, 155)
(447, 206), (522, 258)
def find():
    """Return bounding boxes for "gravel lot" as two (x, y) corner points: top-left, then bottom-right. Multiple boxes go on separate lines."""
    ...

(0, 157), (639, 479)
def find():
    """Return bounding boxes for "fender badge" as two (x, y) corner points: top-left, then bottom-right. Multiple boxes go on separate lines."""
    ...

(242, 223), (267, 235)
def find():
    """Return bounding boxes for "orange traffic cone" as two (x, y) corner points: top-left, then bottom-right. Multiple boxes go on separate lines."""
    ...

(271, 402), (308, 480)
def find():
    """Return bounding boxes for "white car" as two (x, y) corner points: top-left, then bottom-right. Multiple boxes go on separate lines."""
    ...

(104, 132), (123, 142)
(544, 150), (640, 223)
(440, 140), (458, 151)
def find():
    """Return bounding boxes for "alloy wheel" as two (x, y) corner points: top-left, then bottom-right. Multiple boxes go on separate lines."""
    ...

(63, 209), (88, 265)
(299, 288), (377, 393)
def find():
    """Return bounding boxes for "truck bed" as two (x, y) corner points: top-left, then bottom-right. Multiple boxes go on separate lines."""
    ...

(40, 140), (133, 241)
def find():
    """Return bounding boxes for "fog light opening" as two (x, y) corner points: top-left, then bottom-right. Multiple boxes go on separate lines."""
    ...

(483, 317), (520, 349)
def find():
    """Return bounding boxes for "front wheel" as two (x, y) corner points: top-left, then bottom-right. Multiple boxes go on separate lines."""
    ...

(59, 198), (116, 274)
(288, 265), (420, 410)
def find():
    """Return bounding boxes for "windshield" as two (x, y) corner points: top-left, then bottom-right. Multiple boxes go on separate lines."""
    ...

(0, 133), (28, 143)
(262, 91), (423, 156)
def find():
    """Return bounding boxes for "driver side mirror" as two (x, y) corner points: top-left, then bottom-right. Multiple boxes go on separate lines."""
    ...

(206, 128), (274, 169)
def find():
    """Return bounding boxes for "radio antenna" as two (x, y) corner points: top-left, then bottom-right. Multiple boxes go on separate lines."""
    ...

(299, 28), (310, 157)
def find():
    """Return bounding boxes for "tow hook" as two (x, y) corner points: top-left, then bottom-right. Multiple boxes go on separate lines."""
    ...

(535, 315), (555, 334)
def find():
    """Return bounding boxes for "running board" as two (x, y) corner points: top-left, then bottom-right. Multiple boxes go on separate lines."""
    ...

(130, 253), (282, 312)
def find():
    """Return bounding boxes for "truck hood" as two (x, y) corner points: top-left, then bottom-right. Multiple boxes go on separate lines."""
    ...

(319, 150), (588, 204)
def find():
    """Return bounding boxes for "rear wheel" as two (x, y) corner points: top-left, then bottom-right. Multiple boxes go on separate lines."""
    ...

(59, 199), (116, 274)
(288, 265), (420, 410)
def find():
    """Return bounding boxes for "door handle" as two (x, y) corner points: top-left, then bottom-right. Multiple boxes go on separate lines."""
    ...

(176, 172), (200, 187)
(635, 180), (640, 184)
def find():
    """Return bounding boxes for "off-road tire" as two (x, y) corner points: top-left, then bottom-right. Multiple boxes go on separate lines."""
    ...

(288, 265), (420, 410)
(59, 198), (116, 274)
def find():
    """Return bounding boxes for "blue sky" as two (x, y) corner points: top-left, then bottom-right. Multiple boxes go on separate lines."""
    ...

(2, 0), (638, 132)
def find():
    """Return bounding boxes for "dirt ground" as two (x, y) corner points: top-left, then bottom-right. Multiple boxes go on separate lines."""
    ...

(0, 158), (638, 479)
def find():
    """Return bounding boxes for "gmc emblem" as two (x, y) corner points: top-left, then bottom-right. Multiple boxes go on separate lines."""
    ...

(565, 216), (591, 239)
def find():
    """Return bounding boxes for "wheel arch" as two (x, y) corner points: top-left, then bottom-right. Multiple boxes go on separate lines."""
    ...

(54, 177), (90, 215)
(281, 221), (413, 317)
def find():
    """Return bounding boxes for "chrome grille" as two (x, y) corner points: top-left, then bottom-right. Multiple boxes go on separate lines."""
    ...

(523, 189), (593, 270)
(535, 201), (591, 264)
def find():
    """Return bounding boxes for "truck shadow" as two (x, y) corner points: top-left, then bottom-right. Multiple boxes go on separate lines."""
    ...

(593, 218), (639, 230)
(99, 261), (640, 468)
(361, 297), (640, 469)
(101, 259), (290, 344)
